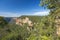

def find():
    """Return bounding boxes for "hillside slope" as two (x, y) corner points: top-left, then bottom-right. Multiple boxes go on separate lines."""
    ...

(0, 16), (8, 27)
(0, 16), (57, 40)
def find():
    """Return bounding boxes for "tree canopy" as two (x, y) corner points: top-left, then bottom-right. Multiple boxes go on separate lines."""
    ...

(40, 0), (60, 9)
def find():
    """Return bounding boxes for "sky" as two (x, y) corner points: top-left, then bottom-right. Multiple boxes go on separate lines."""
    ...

(0, 0), (50, 17)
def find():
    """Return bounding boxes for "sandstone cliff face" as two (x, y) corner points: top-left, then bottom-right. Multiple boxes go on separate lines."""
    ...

(15, 17), (33, 26)
(15, 17), (34, 31)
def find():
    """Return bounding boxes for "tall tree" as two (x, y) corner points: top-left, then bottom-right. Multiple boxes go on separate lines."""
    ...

(40, 0), (60, 39)
(40, 0), (60, 9)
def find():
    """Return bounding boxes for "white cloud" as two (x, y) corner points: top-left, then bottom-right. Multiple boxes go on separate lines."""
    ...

(0, 10), (50, 17)
(33, 10), (50, 16)
(0, 12), (21, 17)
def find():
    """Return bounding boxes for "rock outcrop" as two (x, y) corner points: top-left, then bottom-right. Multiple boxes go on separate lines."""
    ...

(15, 17), (34, 31)
(16, 17), (33, 26)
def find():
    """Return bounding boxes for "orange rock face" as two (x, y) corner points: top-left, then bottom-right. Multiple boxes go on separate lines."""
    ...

(15, 17), (34, 27)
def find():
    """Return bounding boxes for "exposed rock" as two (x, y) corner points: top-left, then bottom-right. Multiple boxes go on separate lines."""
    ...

(16, 17), (34, 26)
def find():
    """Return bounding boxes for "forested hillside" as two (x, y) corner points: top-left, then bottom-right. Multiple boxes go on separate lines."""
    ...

(0, 15), (57, 40)
(0, 16), (8, 27)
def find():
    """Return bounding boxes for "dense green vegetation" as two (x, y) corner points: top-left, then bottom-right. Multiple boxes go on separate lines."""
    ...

(0, 16), (8, 27)
(0, 15), (57, 40)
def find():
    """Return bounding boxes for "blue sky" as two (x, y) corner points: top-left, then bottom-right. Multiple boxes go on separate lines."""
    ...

(0, 0), (50, 17)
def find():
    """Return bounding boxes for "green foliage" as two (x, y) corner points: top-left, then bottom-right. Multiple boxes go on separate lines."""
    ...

(0, 16), (8, 27)
(40, 0), (60, 9)
(0, 15), (57, 40)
